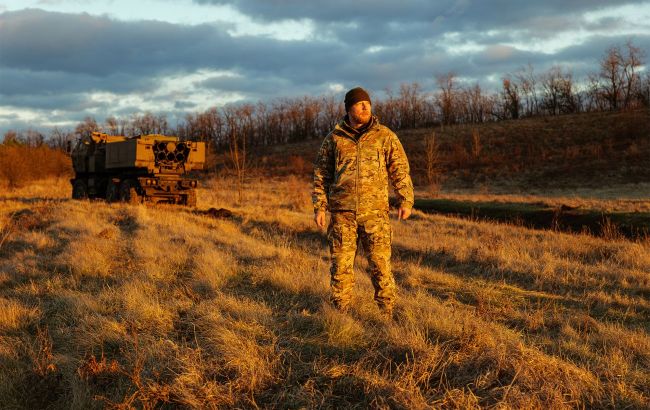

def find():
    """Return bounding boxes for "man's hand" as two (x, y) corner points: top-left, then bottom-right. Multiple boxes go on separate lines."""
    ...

(314, 210), (327, 229)
(398, 207), (412, 221)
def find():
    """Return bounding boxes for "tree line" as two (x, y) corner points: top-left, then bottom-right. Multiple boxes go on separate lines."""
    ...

(3, 41), (648, 153)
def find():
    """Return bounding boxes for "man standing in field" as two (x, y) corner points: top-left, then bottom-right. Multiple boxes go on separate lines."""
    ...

(312, 87), (414, 318)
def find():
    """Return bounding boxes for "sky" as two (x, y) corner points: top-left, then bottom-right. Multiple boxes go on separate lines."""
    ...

(1, 0), (649, 134)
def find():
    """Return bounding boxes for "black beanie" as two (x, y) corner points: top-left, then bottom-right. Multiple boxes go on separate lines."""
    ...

(344, 87), (371, 112)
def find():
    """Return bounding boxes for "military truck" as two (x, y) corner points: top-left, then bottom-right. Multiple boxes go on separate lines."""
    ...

(70, 132), (205, 206)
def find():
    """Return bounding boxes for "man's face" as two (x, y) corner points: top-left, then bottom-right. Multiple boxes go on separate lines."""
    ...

(348, 100), (372, 126)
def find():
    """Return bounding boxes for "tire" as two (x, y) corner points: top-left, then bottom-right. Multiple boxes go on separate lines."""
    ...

(119, 179), (141, 205)
(105, 181), (119, 203)
(72, 180), (88, 200)
(185, 190), (197, 207)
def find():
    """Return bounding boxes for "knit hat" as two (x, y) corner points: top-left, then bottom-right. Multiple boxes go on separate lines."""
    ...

(344, 87), (371, 112)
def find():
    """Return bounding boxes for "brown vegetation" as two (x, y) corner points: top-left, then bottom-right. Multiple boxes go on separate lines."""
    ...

(0, 177), (648, 408)
(404, 109), (650, 189)
(0, 144), (71, 189)
(232, 108), (649, 194)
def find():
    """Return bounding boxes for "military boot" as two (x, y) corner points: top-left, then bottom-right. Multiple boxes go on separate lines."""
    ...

(379, 306), (393, 321)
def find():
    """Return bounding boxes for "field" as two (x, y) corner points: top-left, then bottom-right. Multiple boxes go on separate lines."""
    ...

(1, 176), (649, 409)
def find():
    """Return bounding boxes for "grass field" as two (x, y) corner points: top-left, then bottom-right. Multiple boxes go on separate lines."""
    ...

(1, 176), (649, 409)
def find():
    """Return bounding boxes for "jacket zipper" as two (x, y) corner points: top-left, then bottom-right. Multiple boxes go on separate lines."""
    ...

(356, 141), (360, 214)
(338, 123), (373, 215)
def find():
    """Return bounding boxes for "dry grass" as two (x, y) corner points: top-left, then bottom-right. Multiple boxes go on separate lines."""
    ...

(427, 185), (650, 213)
(0, 145), (71, 189)
(0, 177), (648, 408)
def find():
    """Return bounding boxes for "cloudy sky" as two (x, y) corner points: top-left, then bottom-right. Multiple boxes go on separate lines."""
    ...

(1, 0), (649, 134)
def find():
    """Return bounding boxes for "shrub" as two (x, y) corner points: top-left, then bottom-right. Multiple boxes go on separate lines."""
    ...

(0, 145), (72, 188)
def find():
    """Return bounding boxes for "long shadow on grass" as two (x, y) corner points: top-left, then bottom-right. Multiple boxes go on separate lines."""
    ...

(234, 216), (328, 250)
(0, 197), (70, 204)
(218, 272), (430, 408)
(189, 215), (548, 407)
(392, 243), (650, 329)
(0, 204), (119, 409)
(218, 267), (401, 404)
(218, 214), (650, 329)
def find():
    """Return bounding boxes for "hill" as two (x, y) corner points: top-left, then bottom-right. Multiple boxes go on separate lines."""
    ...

(0, 178), (648, 408)
(251, 109), (650, 192)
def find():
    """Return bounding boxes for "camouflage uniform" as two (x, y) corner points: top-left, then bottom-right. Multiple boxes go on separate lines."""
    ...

(312, 115), (414, 312)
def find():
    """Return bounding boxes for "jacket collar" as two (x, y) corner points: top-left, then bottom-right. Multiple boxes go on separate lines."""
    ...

(332, 115), (378, 140)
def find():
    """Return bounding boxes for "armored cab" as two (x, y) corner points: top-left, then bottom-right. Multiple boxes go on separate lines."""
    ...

(70, 132), (205, 206)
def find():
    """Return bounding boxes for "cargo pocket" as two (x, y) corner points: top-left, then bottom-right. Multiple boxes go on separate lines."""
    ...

(328, 215), (358, 255)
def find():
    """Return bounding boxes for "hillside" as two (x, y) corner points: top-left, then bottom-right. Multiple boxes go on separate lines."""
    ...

(250, 109), (650, 192)
(1, 178), (649, 408)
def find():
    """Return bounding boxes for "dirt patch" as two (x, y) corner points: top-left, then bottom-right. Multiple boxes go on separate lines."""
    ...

(195, 207), (233, 219)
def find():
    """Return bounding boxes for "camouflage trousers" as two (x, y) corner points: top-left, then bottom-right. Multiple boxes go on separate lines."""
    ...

(327, 210), (396, 311)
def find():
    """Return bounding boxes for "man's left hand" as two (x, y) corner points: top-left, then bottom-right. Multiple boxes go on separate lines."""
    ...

(398, 207), (411, 220)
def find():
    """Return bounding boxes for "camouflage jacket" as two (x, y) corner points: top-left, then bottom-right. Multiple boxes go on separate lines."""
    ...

(312, 116), (414, 214)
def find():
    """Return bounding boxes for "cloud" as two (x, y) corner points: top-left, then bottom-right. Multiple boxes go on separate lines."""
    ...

(192, 0), (646, 28)
(0, 9), (218, 75)
(192, 0), (650, 49)
(0, 3), (648, 134)
(0, 67), (159, 96)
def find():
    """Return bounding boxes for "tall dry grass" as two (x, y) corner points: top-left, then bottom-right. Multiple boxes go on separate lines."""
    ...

(0, 144), (72, 189)
(0, 177), (648, 408)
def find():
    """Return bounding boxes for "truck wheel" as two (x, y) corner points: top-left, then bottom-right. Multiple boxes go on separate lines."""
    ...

(72, 180), (88, 200)
(185, 190), (197, 207)
(105, 181), (119, 203)
(119, 179), (141, 205)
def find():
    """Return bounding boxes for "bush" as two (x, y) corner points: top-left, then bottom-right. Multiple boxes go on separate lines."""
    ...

(0, 145), (72, 188)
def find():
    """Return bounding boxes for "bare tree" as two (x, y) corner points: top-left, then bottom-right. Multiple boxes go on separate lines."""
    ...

(223, 105), (249, 203)
(597, 44), (629, 110)
(75, 116), (99, 138)
(541, 66), (578, 115)
(515, 63), (539, 116)
(129, 112), (169, 136)
(424, 132), (442, 190)
(636, 72), (650, 107)
(397, 83), (426, 129)
(621, 40), (645, 109)
(321, 94), (344, 134)
(2, 130), (22, 145)
(501, 77), (521, 119)
(436, 73), (457, 126)
(105, 116), (121, 135)
(49, 127), (74, 151)
(462, 84), (489, 123)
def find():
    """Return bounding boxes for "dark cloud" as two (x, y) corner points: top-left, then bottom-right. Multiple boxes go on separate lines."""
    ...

(194, 0), (645, 30)
(192, 0), (648, 50)
(0, 9), (341, 80)
(0, 9), (221, 75)
(199, 74), (298, 97)
(174, 100), (197, 110)
(0, 68), (160, 96)
(0, 3), (648, 134)
(0, 92), (100, 111)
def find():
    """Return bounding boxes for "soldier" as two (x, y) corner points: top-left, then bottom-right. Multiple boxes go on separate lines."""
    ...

(312, 87), (414, 318)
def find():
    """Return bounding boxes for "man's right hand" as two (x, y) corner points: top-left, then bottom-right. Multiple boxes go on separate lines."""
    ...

(314, 210), (326, 229)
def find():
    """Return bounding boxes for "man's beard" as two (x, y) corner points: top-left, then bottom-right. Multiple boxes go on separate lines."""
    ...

(350, 111), (371, 125)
